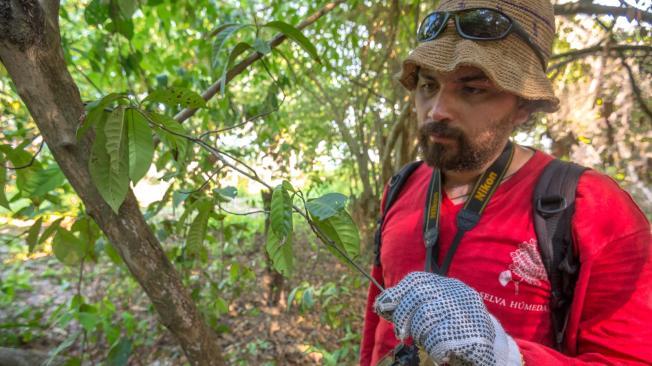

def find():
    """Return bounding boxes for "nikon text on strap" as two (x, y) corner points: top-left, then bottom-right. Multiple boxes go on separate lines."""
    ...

(423, 141), (514, 275)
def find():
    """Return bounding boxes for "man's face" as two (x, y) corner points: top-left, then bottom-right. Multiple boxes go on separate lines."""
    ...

(415, 65), (530, 171)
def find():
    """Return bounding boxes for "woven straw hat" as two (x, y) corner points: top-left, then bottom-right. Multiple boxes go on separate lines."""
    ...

(399, 0), (559, 113)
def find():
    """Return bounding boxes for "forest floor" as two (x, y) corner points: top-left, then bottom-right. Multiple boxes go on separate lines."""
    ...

(0, 225), (370, 365)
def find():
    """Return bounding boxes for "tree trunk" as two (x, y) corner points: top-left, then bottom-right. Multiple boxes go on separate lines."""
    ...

(0, 1), (223, 364)
(0, 347), (66, 366)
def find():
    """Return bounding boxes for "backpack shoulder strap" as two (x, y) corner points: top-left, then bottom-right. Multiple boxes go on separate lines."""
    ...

(533, 159), (587, 352)
(374, 161), (423, 266)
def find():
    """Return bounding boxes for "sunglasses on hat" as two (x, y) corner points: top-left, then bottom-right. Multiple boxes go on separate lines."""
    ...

(417, 8), (547, 71)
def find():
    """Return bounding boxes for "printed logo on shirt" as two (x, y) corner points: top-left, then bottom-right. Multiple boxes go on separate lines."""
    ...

(498, 238), (548, 295)
(479, 291), (549, 312)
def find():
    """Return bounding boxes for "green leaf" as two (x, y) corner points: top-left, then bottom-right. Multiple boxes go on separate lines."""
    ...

(89, 111), (129, 213)
(302, 287), (315, 309)
(39, 217), (64, 245)
(78, 312), (99, 332)
(144, 87), (206, 109)
(281, 180), (294, 193)
(220, 42), (253, 94)
(286, 286), (299, 310)
(214, 297), (229, 315)
(117, 0), (138, 19)
(105, 107), (128, 178)
(263, 20), (321, 63)
(26, 217), (43, 253)
(52, 228), (86, 266)
(176, 197), (203, 233)
(270, 184), (292, 240)
(104, 241), (124, 266)
(149, 112), (189, 167)
(213, 186), (237, 202)
(0, 163), (9, 210)
(44, 331), (80, 366)
(21, 165), (66, 198)
(113, 17), (134, 39)
(84, 0), (109, 25)
(0, 144), (43, 198)
(266, 226), (294, 277)
(125, 109), (154, 185)
(106, 338), (132, 366)
(78, 93), (126, 140)
(306, 193), (348, 220)
(312, 211), (360, 261)
(253, 37), (272, 55)
(210, 23), (251, 69)
(186, 200), (210, 257)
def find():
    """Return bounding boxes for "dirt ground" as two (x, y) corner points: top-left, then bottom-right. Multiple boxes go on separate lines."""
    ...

(0, 227), (370, 365)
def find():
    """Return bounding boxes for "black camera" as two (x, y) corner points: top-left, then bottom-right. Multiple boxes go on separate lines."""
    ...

(390, 343), (420, 366)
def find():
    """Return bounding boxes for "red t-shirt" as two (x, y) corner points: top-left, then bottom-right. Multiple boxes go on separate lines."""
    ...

(360, 150), (652, 366)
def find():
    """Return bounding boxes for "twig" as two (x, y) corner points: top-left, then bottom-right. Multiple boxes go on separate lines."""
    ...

(198, 59), (288, 140)
(3, 140), (44, 170)
(548, 44), (651, 73)
(550, 44), (652, 61)
(72, 62), (103, 95)
(296, 191), (384, 291)
(216, 200), (268, 216)
(553, 3), (652, 24)
(178, 170), (219, 195)
(620, 56), (652, 122)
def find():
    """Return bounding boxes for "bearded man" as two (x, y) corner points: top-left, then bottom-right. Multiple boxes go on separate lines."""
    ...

(359, 0), (652, 365)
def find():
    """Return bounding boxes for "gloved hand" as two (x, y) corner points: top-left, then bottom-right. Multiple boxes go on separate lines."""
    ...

(374, 272), (522, 366)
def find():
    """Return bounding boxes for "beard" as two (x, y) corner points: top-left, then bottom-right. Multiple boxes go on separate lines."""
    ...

(418, 116), (515, 172)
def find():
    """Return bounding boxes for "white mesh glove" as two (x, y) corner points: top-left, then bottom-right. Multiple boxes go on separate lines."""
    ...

(374, 272), (522, 366)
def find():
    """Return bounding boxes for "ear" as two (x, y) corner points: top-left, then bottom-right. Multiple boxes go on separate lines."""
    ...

(513, 98), (533, 126)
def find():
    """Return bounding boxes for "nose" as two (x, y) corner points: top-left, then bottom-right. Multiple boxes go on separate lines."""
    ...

(426, 87), (455, 123)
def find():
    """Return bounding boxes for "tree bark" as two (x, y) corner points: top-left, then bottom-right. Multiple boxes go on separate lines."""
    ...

(0, 347), (66, 366)
(0, 1), (223, 364)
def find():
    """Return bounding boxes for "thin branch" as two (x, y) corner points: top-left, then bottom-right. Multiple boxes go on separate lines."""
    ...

(296, 191), (384, 291)
(216, 201), (268, 216)
(198, 59), (289, 140)
(218, 149), (263, 182)
(178, 170), (219, 195)
(174, 0), (347, 123)
(595, 17), (651, 122)
(3, 140), (44, 170)
(381, 102), (410, 168)
(620, 56), (652, 122)
(323, 63), (389, 100)
(554, 3), (652, 24)
(551, 44), (652, 61)
(548, 44), (652, 72)
(72, 62), (103, 95)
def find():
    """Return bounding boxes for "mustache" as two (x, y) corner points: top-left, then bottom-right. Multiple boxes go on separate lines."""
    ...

(418, 121), (463, 139)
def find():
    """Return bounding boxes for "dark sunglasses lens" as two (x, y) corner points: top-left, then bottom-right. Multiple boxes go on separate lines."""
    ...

(418, 13), (446, 41)
(458, 9), (511, 39)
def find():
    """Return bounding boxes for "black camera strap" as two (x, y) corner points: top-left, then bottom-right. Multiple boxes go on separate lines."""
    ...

(423, 142), (514, 275)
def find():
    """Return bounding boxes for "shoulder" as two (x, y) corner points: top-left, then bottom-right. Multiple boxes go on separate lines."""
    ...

(573, 168), (650, 258)
(380, 161), (431, 211)
(575, 169), (648, 224)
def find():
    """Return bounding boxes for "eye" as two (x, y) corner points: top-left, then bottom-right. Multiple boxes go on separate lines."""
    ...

(462, 86), (485, 95)
(418, 81), (438, 93)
